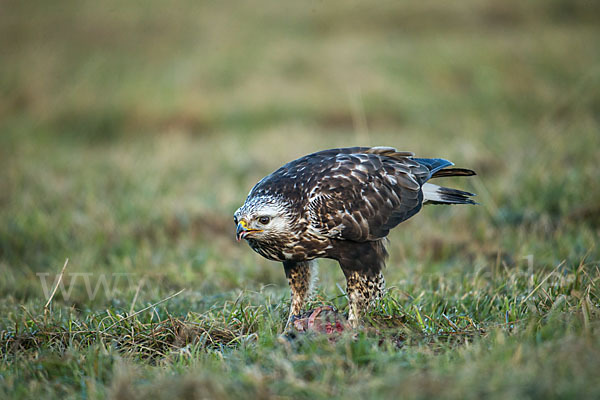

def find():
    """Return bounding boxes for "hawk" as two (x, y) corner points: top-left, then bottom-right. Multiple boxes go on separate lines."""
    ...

(234, 147), (476, 329)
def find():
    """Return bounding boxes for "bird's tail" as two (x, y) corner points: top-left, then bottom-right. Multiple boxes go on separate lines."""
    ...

(413, 158), (477, 205)
(422, 183), (477, 205)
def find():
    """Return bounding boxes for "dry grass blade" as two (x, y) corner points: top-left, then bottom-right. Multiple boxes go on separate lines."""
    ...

(44, 258), (69, 310)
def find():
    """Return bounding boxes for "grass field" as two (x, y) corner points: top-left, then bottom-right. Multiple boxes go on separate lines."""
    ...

(1, 0), (600, 398)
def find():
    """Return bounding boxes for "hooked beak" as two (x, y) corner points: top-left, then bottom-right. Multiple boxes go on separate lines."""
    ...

(236, 220), (248, 242)
(236, 220), (263, 242)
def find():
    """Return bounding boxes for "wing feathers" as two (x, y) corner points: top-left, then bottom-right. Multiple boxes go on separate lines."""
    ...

(365, 147), (415, 159)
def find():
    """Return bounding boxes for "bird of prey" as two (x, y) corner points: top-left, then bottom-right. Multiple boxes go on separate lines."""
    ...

(234, 147), (476, 329)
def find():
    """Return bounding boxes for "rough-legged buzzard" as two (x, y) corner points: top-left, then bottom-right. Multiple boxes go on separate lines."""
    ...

(234, 147), (476, 329)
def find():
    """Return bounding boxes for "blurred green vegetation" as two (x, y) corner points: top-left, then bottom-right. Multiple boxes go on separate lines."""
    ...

(1, 0), (599, 398)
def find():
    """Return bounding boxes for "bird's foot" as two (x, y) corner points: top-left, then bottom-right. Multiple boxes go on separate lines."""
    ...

(283, 313), (301, 334)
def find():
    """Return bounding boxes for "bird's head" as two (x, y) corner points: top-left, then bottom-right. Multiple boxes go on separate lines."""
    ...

(234, 195), (291, 243)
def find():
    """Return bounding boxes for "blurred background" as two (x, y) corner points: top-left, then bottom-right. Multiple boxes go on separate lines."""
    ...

(1, 0), (599, 306)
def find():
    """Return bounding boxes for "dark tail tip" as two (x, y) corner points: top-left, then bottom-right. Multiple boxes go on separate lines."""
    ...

(432, 168), (477, 178)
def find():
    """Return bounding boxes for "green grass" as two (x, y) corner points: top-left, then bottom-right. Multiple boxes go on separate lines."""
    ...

(1, 0), (600, 398)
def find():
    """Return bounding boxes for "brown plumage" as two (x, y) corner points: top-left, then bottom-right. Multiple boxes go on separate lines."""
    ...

(234, 146), (476, 329)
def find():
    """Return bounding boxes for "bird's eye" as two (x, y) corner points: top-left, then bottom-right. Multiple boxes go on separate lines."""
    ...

(258, 216), (270, 225)
(233, 216), (238, 225)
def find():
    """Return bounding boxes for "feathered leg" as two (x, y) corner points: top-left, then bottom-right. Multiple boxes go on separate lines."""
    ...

(334, 239), (388, 328)
(343, 269), (385, 327)
(283, 260), (317, 331)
